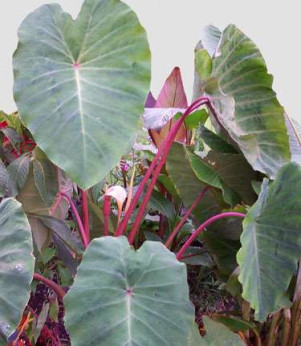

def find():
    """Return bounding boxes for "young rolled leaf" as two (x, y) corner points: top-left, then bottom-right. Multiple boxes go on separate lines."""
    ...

(13, 0), (151, 189)
(237, 163), (301, 321)
(0, 198), (34, 344)
(199, 24), (291, 178)
(64, 236), (196, 345)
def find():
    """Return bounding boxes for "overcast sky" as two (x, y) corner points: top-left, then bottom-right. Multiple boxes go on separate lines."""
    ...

(1, 0), (300, 122)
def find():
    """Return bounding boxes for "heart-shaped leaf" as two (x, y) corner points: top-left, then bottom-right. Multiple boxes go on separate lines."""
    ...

(13, 0), (151, 189)
(0, 198), (34, 343)
(237, 163), (301, 321)
(64, 236), (196, 345)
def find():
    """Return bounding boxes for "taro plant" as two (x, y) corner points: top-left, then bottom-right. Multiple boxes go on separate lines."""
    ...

(0, 0), (301, 345)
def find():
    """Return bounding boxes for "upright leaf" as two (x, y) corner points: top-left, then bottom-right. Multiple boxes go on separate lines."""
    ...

(33, 148), (59, 206)
(13, 0), (151, 189)
(64, 236), (195, 345)
(144, 67), (188, 147)
(0, 198), (34, 344)
(204, 25), (291, 178)
(237, 163), (301, 321)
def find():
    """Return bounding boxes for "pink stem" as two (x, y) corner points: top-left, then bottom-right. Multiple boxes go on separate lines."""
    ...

(33, 273), (65, 299)
(115, 96), (209, 238)
(127, 98), (210, 244)
(61, 192), (88, 249)
(165, 187), (209, 248)
(103, 196), (111, 236)
(81, 189), (90, 243)
(176, 212), (245, 260)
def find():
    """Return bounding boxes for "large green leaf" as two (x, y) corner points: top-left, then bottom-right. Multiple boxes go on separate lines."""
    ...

(237, 163), (301, 321)
(203, 24), (290, 178)
(13, 0), (151, 189)
(166, 143), (226, 223)
(64, 236), (196, 345)
(0, 198), (34, 344)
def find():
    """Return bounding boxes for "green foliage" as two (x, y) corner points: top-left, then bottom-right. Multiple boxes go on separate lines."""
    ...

(64, 236), (197, 345)
(13, 0), (151, 189)
(0, 198), (34, 344)
(195, 24), (291, 178)
(237, 163), (301, 321)
(0, 2), (300, 344)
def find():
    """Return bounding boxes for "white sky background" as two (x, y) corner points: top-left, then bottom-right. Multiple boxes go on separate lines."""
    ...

(0, 0), (300, 122)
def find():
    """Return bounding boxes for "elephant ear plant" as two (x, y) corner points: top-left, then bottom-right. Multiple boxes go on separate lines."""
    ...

(0, 0), (300, 345)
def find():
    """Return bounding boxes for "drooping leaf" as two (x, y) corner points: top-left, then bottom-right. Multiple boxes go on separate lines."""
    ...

(13, 0), (151, 189)
(206, 24), (290, 178)
(199, 150), (257, 205)
(0, 198), (34, 343)
(1, 128), (23, 150)
(201, 316), (244, 345)
(33, 148), (59, 206)
(7, 154), (30, 196)
(18, 161), (72, 252)
(198, 125), (237, 154)
(166, 143), (226, 223)
(237, 163), (301, 321)
(30, 214), (83, 255)
(185, 146), (240, 206)
(64, 236), (196, 345)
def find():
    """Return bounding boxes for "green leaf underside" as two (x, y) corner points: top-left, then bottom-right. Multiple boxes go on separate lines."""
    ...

(166, 143), (226, 223)
(208, 24), (290, 178)
(13, 0), (151, 189)
(237, 163), (301, 321)
(185, 147), (240, 206)
(64, 236), (196, 346)
(0, 198), (34, 343)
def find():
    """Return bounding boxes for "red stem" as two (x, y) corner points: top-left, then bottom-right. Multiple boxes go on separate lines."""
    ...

(61, 192), (88, 249)
(81, 189), (90, 243)
(115, 97), (209, 238)
(33, 273), (65, 299)
(103, 196), (111, 236)
(165, 187), (209, 248)
(176, 212), (245, 260)
(127, 98), (210, 244)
